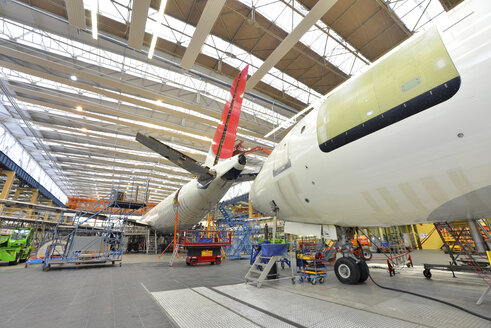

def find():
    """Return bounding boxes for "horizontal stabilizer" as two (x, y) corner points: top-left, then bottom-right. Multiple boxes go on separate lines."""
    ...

(235, 172), (258, 183)
(136, 133), (215, 183)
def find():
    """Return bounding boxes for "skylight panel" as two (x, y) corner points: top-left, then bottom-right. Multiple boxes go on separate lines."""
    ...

(384, 0), (445, 32)
(0, 18), (286, 140)
(238, 0), (369, 76)
(143, 9), (317, 108)
(84, 0), (131, 25)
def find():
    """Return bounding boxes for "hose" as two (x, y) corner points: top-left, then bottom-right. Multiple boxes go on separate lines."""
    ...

(368, 273), (491, 322)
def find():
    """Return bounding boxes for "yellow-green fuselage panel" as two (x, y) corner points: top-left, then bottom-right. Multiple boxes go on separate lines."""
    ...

(317, 27), (461, 153)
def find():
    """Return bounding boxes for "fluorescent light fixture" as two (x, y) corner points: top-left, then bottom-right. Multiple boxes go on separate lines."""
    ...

(91, 1), (98, 40)
(76, 106), (83, 112)
(148, 0), (168, 59)
(70, 75), (78, 81)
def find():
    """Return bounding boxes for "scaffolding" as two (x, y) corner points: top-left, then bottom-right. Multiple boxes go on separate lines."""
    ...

(216, 203), (260, 260)
(29, 182), (147, 271)
(424, 221), (491, 305)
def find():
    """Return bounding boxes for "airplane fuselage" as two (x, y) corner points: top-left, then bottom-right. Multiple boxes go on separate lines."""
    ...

(250, 1), (491, 227)
(141, 154), (245, 233)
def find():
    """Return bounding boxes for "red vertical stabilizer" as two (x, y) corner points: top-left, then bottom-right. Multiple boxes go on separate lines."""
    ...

(207, 65), (249, 166)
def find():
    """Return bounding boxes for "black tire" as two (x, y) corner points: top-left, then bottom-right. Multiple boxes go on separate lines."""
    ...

(8, 253), (20, 266)
(362, 249), (372, 261)
(334, 257), (361, 284)
(311, 278), (317, 285)
(423, 269), (432, 279)
(358, 260), (369, 283)
(20, 251), (28, 263)
(319, 277), (325, 284)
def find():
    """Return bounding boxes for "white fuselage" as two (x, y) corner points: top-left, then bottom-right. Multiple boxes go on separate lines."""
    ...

(250, 0), (491, 227)
(141, 155), (245, 233)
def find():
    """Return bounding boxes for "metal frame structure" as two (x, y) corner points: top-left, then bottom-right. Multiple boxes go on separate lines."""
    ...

(38, 182), (146, 271)
(216, 202), (260, 260)
(424, 221), (491, 305)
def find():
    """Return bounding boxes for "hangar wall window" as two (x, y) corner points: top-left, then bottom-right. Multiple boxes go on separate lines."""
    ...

(0, 124), (68, 204)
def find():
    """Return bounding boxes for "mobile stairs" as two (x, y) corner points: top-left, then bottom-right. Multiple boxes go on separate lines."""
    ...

(245, 254), (284, 287)
(245, 243), (295, 287)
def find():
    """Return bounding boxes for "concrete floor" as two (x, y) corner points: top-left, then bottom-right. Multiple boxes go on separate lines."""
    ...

(0, 250), (489, 327)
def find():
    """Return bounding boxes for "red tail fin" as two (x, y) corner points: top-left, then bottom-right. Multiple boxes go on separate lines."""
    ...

(206, 65), (249, 166)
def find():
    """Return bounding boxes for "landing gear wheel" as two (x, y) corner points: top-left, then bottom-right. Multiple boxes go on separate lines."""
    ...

(423, 269), (432, 279)
(358, 260), (369, 283)
(362, 249), (372, 261)
(334, 257), (361, 284)
(311, 278), (317, 285)
(319, 277), (325, 284)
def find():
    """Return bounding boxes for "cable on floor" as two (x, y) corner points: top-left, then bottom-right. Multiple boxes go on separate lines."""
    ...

(368, 272), (491, 322)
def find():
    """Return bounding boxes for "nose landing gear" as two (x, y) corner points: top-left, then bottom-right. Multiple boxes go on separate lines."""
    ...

(333, 227), (370, 284)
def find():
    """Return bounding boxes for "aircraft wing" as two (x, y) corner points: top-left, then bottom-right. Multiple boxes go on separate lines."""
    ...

(136, 133), (215, 184)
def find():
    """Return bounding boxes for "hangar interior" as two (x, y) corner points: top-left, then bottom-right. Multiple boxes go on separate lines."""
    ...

(0, 0), (490, 327)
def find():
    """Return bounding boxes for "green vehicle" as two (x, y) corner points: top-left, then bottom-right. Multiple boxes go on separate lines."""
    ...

(0, 228), (34, 265)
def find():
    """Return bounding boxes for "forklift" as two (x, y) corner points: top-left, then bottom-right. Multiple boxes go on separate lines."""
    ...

(0, 227), (34, 265)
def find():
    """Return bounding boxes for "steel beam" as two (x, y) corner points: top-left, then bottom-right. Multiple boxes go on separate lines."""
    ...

(128, 0), (151, 50)
(245, 0), (338, 92)
(65, 0), (86, 29)
(181, 0), (226, 69)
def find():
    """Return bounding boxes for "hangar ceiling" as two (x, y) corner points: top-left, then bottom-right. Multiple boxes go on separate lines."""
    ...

(0, 0), (447, 205)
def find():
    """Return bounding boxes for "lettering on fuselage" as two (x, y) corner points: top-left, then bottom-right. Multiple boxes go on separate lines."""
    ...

(317, 27), (461, 153)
